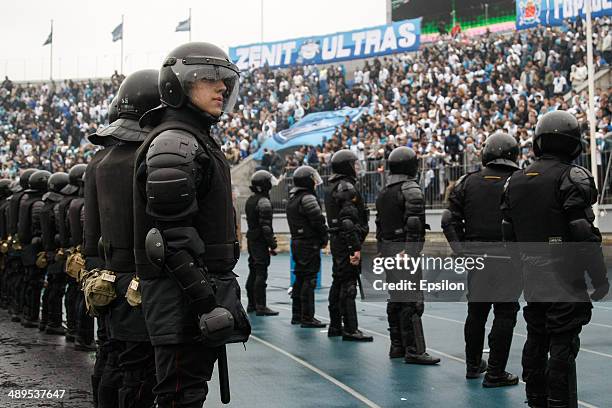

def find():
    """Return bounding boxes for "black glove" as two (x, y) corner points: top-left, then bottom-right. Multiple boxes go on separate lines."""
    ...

(591, 280), (610, 302)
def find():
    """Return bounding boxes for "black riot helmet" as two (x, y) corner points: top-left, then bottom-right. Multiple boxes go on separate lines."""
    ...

(250, 170), (279, 194)
(533, 110), (583, 159)
(116, 69), (160, 120)
(19, 169), (37, 190)
(47, 172), (69, 193)
(481, 132), (519, 168)
(159, 42), (240, 115)
(108, 96), (119, 123)
(68, 164), (87, 186)
(28, 170), (51, 192)
(331, 149), (359, 178)
(387, 146), (418, 177)
(0, 179), (12, 199)
(293, 165), (323, 190)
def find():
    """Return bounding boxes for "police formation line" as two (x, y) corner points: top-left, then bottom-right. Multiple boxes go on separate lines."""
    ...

(0, 41), (608, 408)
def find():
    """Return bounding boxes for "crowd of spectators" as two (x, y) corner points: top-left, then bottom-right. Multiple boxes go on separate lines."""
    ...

(1, 17), (611, 202)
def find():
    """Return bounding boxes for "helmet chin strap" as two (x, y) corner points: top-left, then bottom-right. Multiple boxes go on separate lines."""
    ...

(185, 100), (221, 127)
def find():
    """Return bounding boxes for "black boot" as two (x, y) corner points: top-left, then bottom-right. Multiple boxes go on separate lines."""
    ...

(300, 318), (326, 328)
(466, 359), (488, 379)
(75, 337), (97, 352)
(247, 304), (256, 313)
(404, 349), (441, 365)
(482, 371), (519, 388)
(342, 329), (374, 342)
(389, 328), (404, 359)
(256, 306), (279, 316)
(91, 375), (101, 408)
(45, 325), (66, 335)
(328, 325), (343, 337)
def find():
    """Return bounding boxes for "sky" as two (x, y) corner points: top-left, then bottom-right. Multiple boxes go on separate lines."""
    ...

(0, 0), (387, 81)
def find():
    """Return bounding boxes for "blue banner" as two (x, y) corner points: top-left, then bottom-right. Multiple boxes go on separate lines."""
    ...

(230, 19), (421, 70)
(517, 0), (612, 30)
(253, 107), (367, 160)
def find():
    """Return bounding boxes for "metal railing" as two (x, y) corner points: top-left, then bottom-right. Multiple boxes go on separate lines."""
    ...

(268, 149), (612, 212)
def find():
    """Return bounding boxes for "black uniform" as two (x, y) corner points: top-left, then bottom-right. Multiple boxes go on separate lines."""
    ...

(376, 170), (439, 364)
(56, 184), (80, 341)
(287, 186), (328, 325)
(18, 182), (46, 327)
(446, 165), (521, 382)
(0, 183), (12, 309)
(324, 173), (370, 339)
(40, 185), (68, 333)
(6, 174), (34, 321)
(68, 187), (95, 349)
(134, 107), (250, 407)
(245, 191), (277, 313)
(84, 118), (156, 408)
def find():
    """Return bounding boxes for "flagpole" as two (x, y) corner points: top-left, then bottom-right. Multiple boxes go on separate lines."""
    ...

(585, 0), (599, 226)
(50, 19), (53, 80)
(189, 8), (192, 42)
(120, 14), (124, 75)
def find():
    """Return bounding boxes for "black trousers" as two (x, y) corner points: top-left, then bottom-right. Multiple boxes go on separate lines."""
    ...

(522, 302), (591, 406)
(117, 341), (156, 408)
(23, 266), (45, 322)
(75, 289), (94, 344)
(329, 238), (360, 332)
(291, 240), (321, 321)
(246, 239), (270, 308)
(153, 343), (218, 408)
(464, 302), (519, 373)
(65, 278), (79, 337)
(46, 273), (67, 328)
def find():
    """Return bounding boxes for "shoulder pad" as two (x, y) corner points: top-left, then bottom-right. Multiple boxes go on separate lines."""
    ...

(301, 194), (321, 213)
(401, 181), (424, 203)
(146, 130), (199, 168)
(568, 165), (597, 205)
(454, 171), (477, 190)
(257, 196), (273, 210)
(335, 180), (357, 201)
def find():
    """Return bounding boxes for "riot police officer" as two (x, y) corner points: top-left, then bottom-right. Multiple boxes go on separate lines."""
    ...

(6, 169), (36, 322)
(501, 110), (609, 408)
(134, 42), (250, 407)
(0, 179), (14, 310)
(287, 165), (328, 328)
(324, 149), (372, 342)
(84, 69), (159, 408)
(18, 170), (51, 328)
(376, 147), (439, 364)
(39, 172), (70, 334)
(56, 164), (86, 343)
(443, 132), (521, 383)
(245, 170), (279, 316)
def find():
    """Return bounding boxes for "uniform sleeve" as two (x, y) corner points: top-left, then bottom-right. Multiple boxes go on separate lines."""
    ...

(257, 196), (277, 250)
(333, 180), (362, 252)
(301, 193), (328, 246)
(144, 130), (217, 315)
(401, 183), (426, 256)
(560, 166), (608, 294)
(83, 159), (102, 257)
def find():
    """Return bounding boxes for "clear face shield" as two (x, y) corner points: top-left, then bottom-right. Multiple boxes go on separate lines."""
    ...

(174, 57), (240, 113)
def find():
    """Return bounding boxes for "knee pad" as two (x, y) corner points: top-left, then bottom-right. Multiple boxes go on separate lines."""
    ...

(344, 282), (357, 299)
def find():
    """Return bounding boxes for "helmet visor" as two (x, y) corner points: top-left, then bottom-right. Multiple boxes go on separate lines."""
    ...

(312, 171), (323, 187)
(172, 57), (240, 113)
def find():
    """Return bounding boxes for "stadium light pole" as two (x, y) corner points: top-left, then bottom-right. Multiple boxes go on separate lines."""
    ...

(585, 0), (599, 226)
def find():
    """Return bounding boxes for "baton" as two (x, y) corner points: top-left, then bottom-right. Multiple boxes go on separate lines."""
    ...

(357, 274), (365, 301)
(218, 345), (230, 404)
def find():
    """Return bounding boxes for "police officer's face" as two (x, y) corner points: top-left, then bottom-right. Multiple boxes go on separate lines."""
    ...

(189, 79), (227, 117)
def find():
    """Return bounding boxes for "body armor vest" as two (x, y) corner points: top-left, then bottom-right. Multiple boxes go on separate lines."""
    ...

(376, 181), (410, 241)
(463, 166), (515, 241)
(96, 143), (140, 272)
(40, 200), (59, 251)
(0, 200), (9, 239)
(18, 192), (43, 244)
(8, 190), (27, 235)
(324, 176), (368, 232)
(245, 193), (267, 239)
(55, 195), (76, 247)
(287, 189), (317, 240)
(505, 158), (571, 242)
(134, 118), (238, 274)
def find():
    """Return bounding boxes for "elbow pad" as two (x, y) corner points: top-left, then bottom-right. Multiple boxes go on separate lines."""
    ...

(441, 209), (464, 253)
(405, 216), (424, 256)
(165, 250), (217, 315)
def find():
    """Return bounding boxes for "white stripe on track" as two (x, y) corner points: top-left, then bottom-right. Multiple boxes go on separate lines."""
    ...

(361, 302), (612, 360)
(250, 334), (382, 408)
(269, 304), (599, 408)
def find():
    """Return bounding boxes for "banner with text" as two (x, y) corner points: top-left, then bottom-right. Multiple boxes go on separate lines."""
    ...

(229, 18), (421, 70)
(517, 0), (612, 30)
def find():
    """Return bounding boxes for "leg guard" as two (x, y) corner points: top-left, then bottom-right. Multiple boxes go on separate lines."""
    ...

(291, 276), (303, 323)
(328, 278), (342, 331)
(341, 280), (358, 333)
(548, 333), (579, 408)
(465, 302), (491, 370)
(301, 276), (316, 321)
(254, 264), (269, 308)
(487, 302), (519, 375)
(387, 302), (404, 358)
(117, 342), (156, 408)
